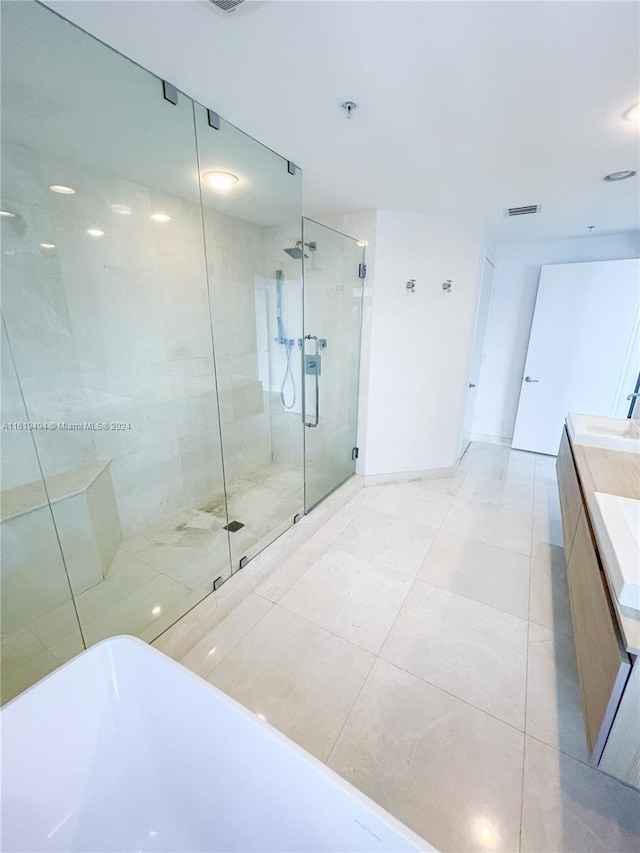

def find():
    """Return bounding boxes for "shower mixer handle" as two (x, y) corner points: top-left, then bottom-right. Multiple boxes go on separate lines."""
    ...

(304, 335), (320, 428)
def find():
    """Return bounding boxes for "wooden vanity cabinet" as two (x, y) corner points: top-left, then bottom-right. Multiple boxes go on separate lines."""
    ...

(556, 427), (639, 788)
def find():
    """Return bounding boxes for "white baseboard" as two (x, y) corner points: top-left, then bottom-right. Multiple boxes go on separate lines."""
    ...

(471, 433), (512, 447)
(363, 465), (460, 487)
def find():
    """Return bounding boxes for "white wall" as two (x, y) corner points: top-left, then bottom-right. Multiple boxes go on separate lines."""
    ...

(475, 232), (640, 441)
(362, 210), (483, 475)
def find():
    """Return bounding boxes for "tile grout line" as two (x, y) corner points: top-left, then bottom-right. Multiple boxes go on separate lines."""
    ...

(324, 654), (377, 766)
(200, 596), (276, 689)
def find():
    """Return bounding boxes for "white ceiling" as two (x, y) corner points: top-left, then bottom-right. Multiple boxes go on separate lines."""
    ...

(44, 0), (640, 245)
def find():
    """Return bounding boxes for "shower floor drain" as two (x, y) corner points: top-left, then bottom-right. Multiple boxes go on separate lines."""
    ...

(223, 520), (245, 532)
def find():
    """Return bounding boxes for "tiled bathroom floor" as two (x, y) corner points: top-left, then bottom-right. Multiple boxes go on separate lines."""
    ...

(159, 442), (640, 853)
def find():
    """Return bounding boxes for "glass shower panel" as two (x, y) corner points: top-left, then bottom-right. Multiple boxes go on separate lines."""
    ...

(302, 220), (365, 510)
(1, 1), (231, 647)
(1, 321), (85, 704)
(194, 105), (304, 571)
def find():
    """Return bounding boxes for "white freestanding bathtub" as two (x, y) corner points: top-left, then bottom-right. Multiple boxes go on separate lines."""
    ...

(1, 636), (434, 852)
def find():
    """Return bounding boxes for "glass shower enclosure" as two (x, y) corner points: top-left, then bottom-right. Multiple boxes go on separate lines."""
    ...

(302, 220), (365, 510)
(0, 1), (364, 703)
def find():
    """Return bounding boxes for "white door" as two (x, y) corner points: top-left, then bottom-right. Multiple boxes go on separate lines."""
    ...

(460, 257), (495, 455)
(512, 259), (640, 455)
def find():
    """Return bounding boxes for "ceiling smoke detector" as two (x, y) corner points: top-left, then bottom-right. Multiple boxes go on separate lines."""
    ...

(204, 0), (266, 15)
(503, 204), (542, 217)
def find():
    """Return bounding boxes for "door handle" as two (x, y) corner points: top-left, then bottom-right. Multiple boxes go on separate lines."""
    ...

(524, 376), (539, 383)
(468, 383), (476, 388)
(627, 392), (640, 400)
(304, 334), (320, 428)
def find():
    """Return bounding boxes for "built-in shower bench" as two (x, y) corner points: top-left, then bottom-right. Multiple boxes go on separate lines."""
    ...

(1, 459), (122, 596)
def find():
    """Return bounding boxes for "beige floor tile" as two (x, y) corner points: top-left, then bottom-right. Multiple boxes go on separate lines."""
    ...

(526, 624), (589, 762)
(532, 513), (564, 553)
(328, 659), (525, 853)
(411, 470), (468, 496)
(334, 507), (437, 577)
(459, 452), (536, 485)
(529, 556), (573, 637)
(534, 483), (562, 521)
(208, 605), (374, 761)
(521, 737), (640, 852)
(356, 482), (454, 528)
(457, 473), (534, 512)
(279, 548), (413, 653)
(381, 580), (528, 728)
(418, 530), (530, 618)
(255, 536), (330, 603)
(180, 593), (272, 678)
(441, 496), (533, 555)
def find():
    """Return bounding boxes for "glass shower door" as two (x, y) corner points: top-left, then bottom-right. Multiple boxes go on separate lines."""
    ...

(302, 219), (365, 510)
(194, 105), (304, 572)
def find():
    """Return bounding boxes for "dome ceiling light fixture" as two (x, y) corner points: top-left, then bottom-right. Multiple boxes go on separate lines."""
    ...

(49, 185), (76, 195)
(202, 171), (239, 190)
(603, 170), (636, 181)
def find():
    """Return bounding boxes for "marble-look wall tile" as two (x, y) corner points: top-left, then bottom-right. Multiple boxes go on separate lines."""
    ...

(109, 441), (185, 535)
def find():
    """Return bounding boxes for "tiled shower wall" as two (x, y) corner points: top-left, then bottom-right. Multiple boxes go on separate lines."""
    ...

(1, 142), (303, 539)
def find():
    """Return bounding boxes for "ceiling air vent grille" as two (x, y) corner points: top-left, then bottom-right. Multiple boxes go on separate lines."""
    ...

(504, 204), (542, 217)
(208, 0), (245, 12)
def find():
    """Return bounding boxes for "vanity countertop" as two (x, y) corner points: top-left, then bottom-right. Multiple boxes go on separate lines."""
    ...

(570, 441), (640, 655)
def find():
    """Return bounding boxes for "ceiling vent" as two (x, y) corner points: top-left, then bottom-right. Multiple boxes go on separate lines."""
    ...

(504, 204), (542, 217)
(205, 0), (265, 14)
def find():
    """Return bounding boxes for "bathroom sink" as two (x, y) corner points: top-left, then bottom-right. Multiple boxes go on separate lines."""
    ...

(0, 636), (433, 853)
(591, 493), (640, 611)
(567, 413), (640, 453)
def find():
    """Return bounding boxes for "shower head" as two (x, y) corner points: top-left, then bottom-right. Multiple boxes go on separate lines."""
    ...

(284, 246), (306, 259)
(283, 240), (317, 260)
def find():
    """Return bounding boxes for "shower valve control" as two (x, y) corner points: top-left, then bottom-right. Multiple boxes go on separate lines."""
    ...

(305, 354), (322, 376)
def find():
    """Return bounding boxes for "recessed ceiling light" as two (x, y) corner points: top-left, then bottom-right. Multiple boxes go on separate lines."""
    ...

(111, 204), (132, 216)
(603, 170), (636, 181)
(49, 185), (76, 195)
(150, 213), (171, 223)
(202, 171), (239, 190)
(151, 605), (162, 616)
(624, 103), (640, 122)
(0, 210), (16, 218)
(39, 242), (56, 249)
(357, 240), (367, 247)
(86, 228), (104, 237)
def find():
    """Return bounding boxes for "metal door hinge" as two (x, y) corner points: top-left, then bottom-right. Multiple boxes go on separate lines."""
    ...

(352, 446), (359, 461)
(163, 81), (178, 105)
(293, 513), (301, 524)
(207, 109), (220, 130)
(213, 576), (223, 591)
(287, 161), (297, 176)
(239, 556), (248, 569)
(358, 263), (367, 280)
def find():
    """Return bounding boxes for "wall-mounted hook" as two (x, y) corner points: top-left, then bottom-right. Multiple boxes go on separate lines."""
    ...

(406, 279), (416, 292)
(442, 279), (452, 293)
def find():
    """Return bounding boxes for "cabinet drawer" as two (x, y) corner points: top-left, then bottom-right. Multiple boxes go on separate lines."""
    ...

(566, 509), (631, 762)
(556, 427), (583, 556)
